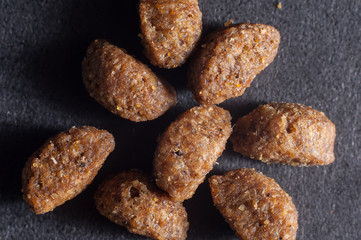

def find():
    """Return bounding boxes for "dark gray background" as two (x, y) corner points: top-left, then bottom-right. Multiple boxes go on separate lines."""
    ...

(1, 0), (360, 239)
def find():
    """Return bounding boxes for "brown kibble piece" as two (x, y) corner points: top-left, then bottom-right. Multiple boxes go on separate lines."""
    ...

(82, 39), (177, 122)
(95, 170), (189, 240)
(230, 102), (336, 166)
(139, 0), (202, 68)
(188, 23), (280, 104)
(209, 168), (298, 240)
(22, 126), (115, 214)
(154, 105), (232, 201)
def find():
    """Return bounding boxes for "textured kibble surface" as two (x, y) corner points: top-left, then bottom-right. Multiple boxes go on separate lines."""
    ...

(139, 0), (202, 68)
(188, 23), (280, 104)
(82, 39), (177, 122)
(230, 102), (336, 166)
(22, 126), (115, 214)
(209, 168), (298, 240)
(2, 0), (360, 239)
(94, 170), (189, 240)
(153, 105), (232, 202)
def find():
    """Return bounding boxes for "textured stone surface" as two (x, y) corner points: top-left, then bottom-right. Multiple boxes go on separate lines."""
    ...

(0, 0), (360, 239)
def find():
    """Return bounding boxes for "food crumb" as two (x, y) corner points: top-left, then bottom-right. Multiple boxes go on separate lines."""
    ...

(277, 2), (282, 9)
(224, 19), (234, 27)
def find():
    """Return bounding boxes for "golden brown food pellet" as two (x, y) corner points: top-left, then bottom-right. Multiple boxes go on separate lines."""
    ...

(230, 102), (336, 166)
(82, 39), (177, 122)
(153, 105), (232, 202)
(95, 170), (189, 240)
(139, 0), (202, 68)
(188, 23), (280, 104)
(22, 126), (115, 214)
(209, 168), (298, 240)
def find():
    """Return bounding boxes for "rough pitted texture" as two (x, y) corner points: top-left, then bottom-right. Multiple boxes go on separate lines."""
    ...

(94, 170), (189, 240)
(22, 126), (115, 214)
(139, 0), (202, 68)
(230, 102), (336, 166)
(209, 169), (298, 240)
(82, 39), (177, 122)
(153, 105), (232, 202)
(2, 1), (361, 239)
(188, 23), (280, 104)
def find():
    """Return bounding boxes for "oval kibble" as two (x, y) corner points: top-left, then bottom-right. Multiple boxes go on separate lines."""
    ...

(230, 102), (336, 166)
(209, 168), (298, 240)
(188, 23), (280, 104)
(22, 126), (115, 214)
(82, 39), (177, 122)
(139, 0), (202, 68)
(95, 170), (189, 240)
(153, 105), (232, 201)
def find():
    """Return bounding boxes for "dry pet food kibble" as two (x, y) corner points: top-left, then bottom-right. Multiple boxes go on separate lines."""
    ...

(209, 169), (298, 240)
(82, 39), (177, 122)
(95, 170), (189, 240)
(230, 102), (336, 166)
(139, 0), (202, 68)
(188, 23), (280, 104)
(153, 105), (232, 201)
(22, 126), (115, 214)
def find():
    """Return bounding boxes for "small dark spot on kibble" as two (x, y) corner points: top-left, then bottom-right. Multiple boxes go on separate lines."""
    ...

(174, 150), (182, 156)
(266, 193), (271, 197)
(286, 125), (294, 134)
(115, 195), (122, 203)
(80, 162), (86, 167)
(130, 187), (140, 198)
(219, 128), (223, 132)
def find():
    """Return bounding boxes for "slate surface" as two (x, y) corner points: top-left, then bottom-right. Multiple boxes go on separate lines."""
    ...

(0, 0), (360, 239)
